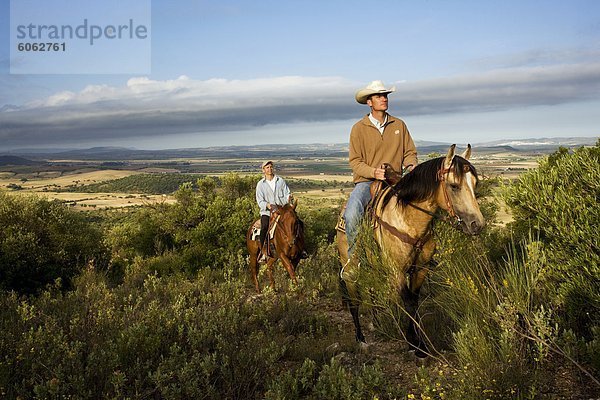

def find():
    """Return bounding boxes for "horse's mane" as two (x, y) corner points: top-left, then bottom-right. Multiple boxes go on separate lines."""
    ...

(382, 156), (478, 207)
(277, 203), (298, 224)
(279, 203), (296, 214)
(277, 203), (305, 245)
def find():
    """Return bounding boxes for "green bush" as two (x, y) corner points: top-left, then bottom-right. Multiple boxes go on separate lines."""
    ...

(0, 261), (381, 399)
(61, 173), (204, 194)
(0, 192), (108, 294)
(266, 358), (390, 400)
(298, 205), (339, 253)
(433, 240), (557, 398)
(107, 174), (257, 274)
(504, 144), (599, 360)
(107, 173), (338, 277)
(410, 144), (600, 397)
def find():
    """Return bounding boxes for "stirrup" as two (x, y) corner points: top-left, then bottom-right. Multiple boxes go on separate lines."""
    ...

(340, 258), (360, 280)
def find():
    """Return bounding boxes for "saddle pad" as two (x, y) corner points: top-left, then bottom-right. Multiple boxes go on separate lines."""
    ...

(335, 206), (346, 233)
(250, 216), (279, 241)
(251, 226), (261, 241)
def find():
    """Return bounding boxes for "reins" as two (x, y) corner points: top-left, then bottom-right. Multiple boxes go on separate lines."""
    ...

(436, 167), (463, 227)
(372, 214), (432, 252)
(388, 165), (464, 228)
(270, 210), (300, 250)
(370, 163), (466, 253)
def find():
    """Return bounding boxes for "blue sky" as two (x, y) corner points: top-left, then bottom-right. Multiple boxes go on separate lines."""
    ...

(1, 0), (599, 150)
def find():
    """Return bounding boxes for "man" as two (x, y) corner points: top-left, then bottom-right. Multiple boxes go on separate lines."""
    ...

(344, 80), (418, 256)
(256, 160), (291, 261)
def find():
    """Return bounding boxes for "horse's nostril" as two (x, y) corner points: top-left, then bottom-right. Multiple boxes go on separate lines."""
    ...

(470, 220), (483, 233)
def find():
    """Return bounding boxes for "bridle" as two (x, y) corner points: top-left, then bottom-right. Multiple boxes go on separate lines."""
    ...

(406, 165), (464, 228)
(371, 163), (468, 254)
(270, 210), (301, 251)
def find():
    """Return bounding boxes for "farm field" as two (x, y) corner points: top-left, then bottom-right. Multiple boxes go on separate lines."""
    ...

(0, 149), (538, 213)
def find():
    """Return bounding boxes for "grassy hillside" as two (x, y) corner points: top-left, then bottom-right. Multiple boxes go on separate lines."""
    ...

(0, 145), (598, 399)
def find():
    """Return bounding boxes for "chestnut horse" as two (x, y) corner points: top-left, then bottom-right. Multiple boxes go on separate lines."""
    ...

(246, 200), (306, 293)
(337, 145), (485, 358)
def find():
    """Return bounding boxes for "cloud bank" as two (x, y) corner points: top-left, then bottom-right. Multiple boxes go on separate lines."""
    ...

(1, 63), (599, 148)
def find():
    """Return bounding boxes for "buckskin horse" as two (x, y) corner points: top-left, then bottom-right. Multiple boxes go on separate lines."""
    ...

(246, 200), (306, 293)
(337, 144), (485, 358)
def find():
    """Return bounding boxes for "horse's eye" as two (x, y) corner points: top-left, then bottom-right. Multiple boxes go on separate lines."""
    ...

(450, 184), (460, 191)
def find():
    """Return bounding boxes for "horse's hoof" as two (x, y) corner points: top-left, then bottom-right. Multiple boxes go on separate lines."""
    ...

(415, 355), (428, 367)
(409, 349), (429, 366)
(357, 341), (371, 353)
(325, 342), (341, 357)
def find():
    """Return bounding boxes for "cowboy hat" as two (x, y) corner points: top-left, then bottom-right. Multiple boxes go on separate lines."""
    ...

(261, 160), (273, 168)
(355, 80), (396, 104)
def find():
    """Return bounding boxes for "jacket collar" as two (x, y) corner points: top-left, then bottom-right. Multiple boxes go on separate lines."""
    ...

(360, 113), (397, 129)
(260, 175), (279, 184)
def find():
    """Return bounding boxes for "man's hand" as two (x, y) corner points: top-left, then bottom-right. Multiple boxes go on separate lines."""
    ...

(374, 167), (386, 180)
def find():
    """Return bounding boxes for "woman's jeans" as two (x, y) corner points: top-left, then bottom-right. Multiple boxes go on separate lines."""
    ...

(343, 181), (372, 256)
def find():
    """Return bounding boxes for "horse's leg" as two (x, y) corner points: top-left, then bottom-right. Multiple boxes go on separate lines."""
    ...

(339, 260), (366, 344)
(265, 257), (277, 289)
(340, 277), (365, 343)
(279, 254), (298, 285)
(402, 266), (429, 358)
(401, 285), (422, 354)
(249, 251), (261, 293)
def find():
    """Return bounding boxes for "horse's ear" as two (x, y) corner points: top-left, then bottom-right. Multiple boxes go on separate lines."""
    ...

(444, 144), (456, 168)
(460, 144), (472, 160)
(291, 197), (298, 210)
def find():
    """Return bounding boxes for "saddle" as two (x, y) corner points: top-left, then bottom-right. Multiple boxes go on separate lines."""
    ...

(250, 213), (281, 241)
(335, 180), (385, 233)
(336, 164), (405, 233)
(251, 212), (282, 260)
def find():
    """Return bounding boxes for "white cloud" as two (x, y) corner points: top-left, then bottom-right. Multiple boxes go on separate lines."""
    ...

(1, 63), (599, 148)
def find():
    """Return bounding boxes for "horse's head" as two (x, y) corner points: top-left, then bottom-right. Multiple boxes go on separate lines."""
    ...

(437, 144), (485, 235)
(273, 199), (305, 259)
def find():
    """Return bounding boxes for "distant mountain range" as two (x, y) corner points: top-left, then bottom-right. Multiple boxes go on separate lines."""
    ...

(474, 137), (597, 150)
(0, 155), (44, 166)
(0, 137), (596, 164)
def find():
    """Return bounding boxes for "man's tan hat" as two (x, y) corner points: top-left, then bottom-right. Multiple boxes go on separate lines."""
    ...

(261, 160), (273, 168)
(355, 80), (396, 104)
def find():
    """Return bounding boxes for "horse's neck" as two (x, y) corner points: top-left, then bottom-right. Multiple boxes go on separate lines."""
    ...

(379, 195), (436, 238)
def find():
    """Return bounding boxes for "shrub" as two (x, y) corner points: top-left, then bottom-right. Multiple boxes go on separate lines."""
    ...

(504, 143), (600, 366)
(433, 239), (557, 398)
(0, 192), (108, 294)
(0, 260), (382, 399)
(265, 358), (390, 400)
(106, 174), (257, 274)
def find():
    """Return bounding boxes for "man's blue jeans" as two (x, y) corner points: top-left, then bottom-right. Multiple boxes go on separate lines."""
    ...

(344, 181), (372, 256)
